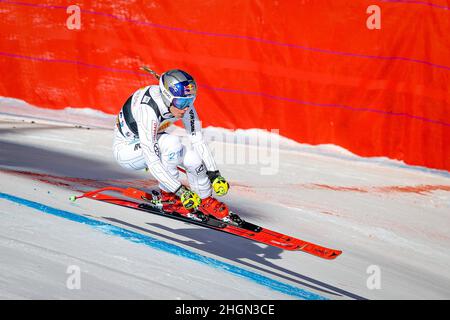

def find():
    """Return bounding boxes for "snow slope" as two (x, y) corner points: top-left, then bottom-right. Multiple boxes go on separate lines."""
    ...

(1, 98), (449, 300)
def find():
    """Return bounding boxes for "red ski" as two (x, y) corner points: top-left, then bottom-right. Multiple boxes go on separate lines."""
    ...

(71, 187), (342, 260)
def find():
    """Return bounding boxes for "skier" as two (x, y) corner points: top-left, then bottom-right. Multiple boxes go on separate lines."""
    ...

(113, 69), (231, 221)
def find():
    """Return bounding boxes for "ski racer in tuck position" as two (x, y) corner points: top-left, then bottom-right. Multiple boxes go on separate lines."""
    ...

(113, 69), (231, 222)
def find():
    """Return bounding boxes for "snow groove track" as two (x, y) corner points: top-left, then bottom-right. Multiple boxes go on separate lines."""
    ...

(0, 191), (328, 300)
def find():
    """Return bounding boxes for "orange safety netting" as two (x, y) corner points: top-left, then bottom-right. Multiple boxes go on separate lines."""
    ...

(0, 0), (449, 171)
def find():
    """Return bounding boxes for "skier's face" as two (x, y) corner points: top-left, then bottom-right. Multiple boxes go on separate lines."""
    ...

(169, 105), (188, 118)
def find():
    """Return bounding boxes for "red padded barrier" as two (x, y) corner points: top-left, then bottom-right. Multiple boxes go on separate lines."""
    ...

(0, 1), (449, 170)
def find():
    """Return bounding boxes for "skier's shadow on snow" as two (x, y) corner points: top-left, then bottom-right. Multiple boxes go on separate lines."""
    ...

(145, 223), (350, 298)
(104, 217), (364, 299)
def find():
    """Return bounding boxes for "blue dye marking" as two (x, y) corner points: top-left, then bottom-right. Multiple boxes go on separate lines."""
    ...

(0, 192), (327, 300)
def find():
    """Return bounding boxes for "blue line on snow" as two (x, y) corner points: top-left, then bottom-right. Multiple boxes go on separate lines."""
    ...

(0, 192), (327, 300)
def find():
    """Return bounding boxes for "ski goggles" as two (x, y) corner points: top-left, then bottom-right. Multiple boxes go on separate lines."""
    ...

(171, 96), (195, 110)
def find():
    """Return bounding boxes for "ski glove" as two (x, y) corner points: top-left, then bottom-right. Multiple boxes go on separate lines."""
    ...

(175, 186), (201, 210)
(207, 170), (229, 196)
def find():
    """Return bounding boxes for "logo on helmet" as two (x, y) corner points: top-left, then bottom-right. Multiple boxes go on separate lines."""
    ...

(184, 83), (196, 96)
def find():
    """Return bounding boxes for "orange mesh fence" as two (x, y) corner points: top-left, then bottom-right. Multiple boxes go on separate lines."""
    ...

(0, 1), (449, 170)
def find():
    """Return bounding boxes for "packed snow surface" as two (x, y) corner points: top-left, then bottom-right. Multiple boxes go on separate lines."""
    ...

(1, 98), (449, 300)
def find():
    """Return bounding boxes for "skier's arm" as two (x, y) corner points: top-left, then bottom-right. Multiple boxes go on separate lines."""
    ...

(183, 107), (229, 196)
(134, 104), (182, 193)
(183, 107), (218, 172)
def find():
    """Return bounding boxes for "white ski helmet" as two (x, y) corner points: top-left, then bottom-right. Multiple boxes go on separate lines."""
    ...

(159, 69), (197, 109)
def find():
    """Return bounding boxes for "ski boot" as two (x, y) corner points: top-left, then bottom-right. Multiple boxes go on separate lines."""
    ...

(198, 196), (230, 221)
(198, 197), (243, 225)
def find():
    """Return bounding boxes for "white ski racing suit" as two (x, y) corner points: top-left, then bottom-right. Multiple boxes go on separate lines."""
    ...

(113, 85), (218, 199)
